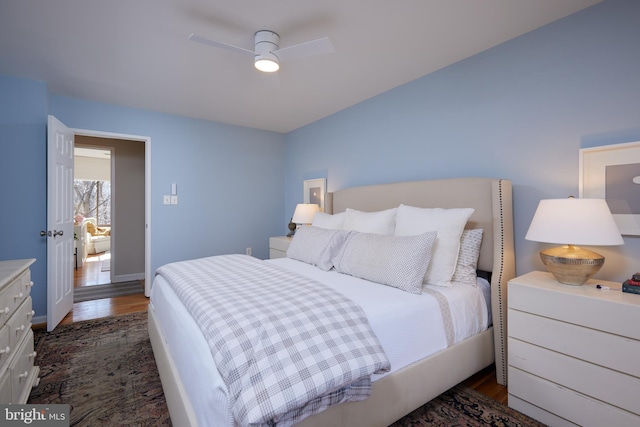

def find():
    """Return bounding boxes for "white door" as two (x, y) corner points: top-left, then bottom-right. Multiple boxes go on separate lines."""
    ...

(46, 115), (74, 331)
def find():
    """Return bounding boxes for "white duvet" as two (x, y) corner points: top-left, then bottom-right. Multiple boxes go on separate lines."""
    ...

(150, 257), (489, 427)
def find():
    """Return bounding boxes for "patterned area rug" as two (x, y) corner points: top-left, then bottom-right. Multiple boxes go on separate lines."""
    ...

(29, 312), (170, 426)
(28, 312), (544, 427)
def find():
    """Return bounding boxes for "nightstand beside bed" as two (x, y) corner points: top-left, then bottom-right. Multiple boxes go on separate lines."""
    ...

(507, 271), (640, 427)
(268, 236), (291, 259)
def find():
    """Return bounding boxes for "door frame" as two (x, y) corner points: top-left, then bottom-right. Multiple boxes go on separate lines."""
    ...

(72, 128), (152, 295)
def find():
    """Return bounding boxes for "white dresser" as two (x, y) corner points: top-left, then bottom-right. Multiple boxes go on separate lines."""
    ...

(269, 236), (292, 259)
(508, 271), (640, 427)
(0, 259), (40, 404)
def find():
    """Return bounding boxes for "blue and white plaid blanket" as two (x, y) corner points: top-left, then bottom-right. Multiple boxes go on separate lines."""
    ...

(156, 254), (390, 427)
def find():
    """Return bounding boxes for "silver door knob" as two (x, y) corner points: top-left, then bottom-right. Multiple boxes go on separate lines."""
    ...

(53, 230), (63, 237)
(40, 230), (50, 237)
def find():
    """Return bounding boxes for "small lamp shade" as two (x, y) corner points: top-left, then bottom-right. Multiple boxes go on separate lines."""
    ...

(525, 198), (623, 285)
(292, 204), (320, 225)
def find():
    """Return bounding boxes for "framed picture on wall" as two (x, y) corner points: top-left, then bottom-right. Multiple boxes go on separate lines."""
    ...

(579, 141), (640, 235)
(303, 178), (326, 212)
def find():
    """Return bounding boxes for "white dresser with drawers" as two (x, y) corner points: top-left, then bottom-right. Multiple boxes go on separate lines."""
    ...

(0, 259), (40, 403)
(508, 271), (640, 426)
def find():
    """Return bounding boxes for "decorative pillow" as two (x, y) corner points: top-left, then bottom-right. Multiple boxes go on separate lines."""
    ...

(332, 231), (437, 294)
(312, 211), (346, 230)
(452, 229), (483, 286)
(394, 204), (474, 287)
(342, 208), (397, 235)
(286, 226), (351, 271)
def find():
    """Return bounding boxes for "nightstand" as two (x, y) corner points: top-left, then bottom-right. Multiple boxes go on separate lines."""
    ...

(269, 236), (291, 259)
(507, 271), (640, 426)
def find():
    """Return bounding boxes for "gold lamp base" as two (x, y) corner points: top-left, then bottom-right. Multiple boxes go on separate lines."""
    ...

(540, 245), (604, 286)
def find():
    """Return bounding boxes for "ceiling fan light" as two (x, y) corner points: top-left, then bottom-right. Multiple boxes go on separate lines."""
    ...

(254, 56), (279, 73)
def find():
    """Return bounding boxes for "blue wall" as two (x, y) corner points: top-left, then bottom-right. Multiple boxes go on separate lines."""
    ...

(285, 0), (640, 282)
(0, 76), (49, 317)
(1, 79), (286, 319)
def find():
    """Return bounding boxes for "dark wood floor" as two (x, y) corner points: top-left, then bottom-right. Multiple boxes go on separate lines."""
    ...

(57, 254), (508, 404)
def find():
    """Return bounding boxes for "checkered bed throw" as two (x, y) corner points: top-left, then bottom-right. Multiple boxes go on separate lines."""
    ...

(156, 254), (390, 427)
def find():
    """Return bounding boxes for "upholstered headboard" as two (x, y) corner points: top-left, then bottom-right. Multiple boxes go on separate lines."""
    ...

(326, 177), (515, 385)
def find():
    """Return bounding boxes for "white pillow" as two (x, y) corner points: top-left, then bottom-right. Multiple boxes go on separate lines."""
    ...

(286, 226), (351, 271)
(395, 204), (474, 287)
(312, 211), (346, 230)
(332, 231), (437, 294)
(342, 208), (397, 235)
(452, 229), (483, 286)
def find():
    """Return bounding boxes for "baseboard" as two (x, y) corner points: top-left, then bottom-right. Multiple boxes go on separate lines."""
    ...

(114, 272), (144, 282)
(32, 315), (47, 327)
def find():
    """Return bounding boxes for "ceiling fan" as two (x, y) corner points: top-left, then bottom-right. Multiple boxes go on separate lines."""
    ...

(188, 30), (335, 73)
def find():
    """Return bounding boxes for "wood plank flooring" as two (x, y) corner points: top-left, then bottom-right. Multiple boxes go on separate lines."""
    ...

(47, 255), (508, 405)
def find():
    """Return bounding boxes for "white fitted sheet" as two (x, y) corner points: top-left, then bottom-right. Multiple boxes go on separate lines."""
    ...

(150, 257), (489, 427)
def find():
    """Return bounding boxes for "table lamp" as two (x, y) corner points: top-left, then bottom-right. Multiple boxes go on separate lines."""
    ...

(525, 197), (624, 285)
(287, 204), (320, 237)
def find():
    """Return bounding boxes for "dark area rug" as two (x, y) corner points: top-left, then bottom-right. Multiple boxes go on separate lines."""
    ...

(29, 312), (543, 427)
(389, 384), (545, 427)
(29, 311), (170, 426)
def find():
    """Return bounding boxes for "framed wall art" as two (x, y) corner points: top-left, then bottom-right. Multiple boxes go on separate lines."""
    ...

(579, 141), (640, 235)
(303, 178), (326, 212)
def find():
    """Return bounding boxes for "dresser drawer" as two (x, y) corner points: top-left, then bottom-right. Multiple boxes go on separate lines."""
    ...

(509, 367), (640, 427)
(6, 297), (32, 352)
(9, 330), (38, 404)
(0, 270), (28, 325)
(0, 371), (10, 404)
(508, 272), (640, 340)
(508, 308), (640, 378)
(509, 338), (640, 416)
(0, 325), (9, 372)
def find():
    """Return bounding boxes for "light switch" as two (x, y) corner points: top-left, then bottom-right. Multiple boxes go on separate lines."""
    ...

(170, 195), (178, 205)
(163, 195), (171, 205)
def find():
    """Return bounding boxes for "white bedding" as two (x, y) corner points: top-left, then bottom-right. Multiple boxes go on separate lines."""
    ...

(150, 257), (489, 427)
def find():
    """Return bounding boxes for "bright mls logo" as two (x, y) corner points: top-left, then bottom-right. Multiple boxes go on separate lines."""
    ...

(1, 405), (69, 426)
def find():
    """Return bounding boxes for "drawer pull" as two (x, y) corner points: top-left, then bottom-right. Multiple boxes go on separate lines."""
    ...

(0, 346), (10, 355)
(0, 307), (8, 315)
(27, 281), (34, 288)
(18, 371), (29, 379)
(14, 292), (24, 301)
(16, 324), (25, 333)
(29, 351), (36, 359)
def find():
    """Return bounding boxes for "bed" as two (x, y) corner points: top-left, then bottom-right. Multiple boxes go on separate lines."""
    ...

(148, 177), (515, 427)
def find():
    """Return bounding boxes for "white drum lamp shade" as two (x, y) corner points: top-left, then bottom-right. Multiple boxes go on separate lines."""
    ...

(525, 198), (624, 285)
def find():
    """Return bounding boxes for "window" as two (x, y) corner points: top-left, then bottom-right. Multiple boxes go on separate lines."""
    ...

(73, 180), (111, 226)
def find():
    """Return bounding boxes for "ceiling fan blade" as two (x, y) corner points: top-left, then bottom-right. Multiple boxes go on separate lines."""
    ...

(188, 33), (255, 56)
(274, 37), (335, 61)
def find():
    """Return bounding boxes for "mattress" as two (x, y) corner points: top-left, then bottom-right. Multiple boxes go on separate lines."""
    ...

(150, 257), (490, 427)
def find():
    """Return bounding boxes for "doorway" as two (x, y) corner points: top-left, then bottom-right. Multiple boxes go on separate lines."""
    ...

(47, 115), (152, 330)
(73, 136), (145, 302)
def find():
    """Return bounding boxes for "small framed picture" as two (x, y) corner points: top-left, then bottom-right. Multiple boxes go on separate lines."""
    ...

(579, 141), (640, 235)
(303, 178), (326, 212)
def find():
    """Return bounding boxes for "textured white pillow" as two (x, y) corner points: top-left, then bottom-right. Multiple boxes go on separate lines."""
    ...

(452, 229), (483, 286)
(311, 211), (346, 230)
(395, 204), (474, 287)
(286, 226), (351, 271)
(332, 231), (437, 294)
(342, 208), (397, 235)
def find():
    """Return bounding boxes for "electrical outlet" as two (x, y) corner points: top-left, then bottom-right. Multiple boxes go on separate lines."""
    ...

(163, 195), (171, 205)
(246, 247), (252, 256)
(170, 195), (178, 205)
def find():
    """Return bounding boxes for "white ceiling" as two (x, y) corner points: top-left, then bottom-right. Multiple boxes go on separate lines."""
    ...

(0, 0), (602, 133)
